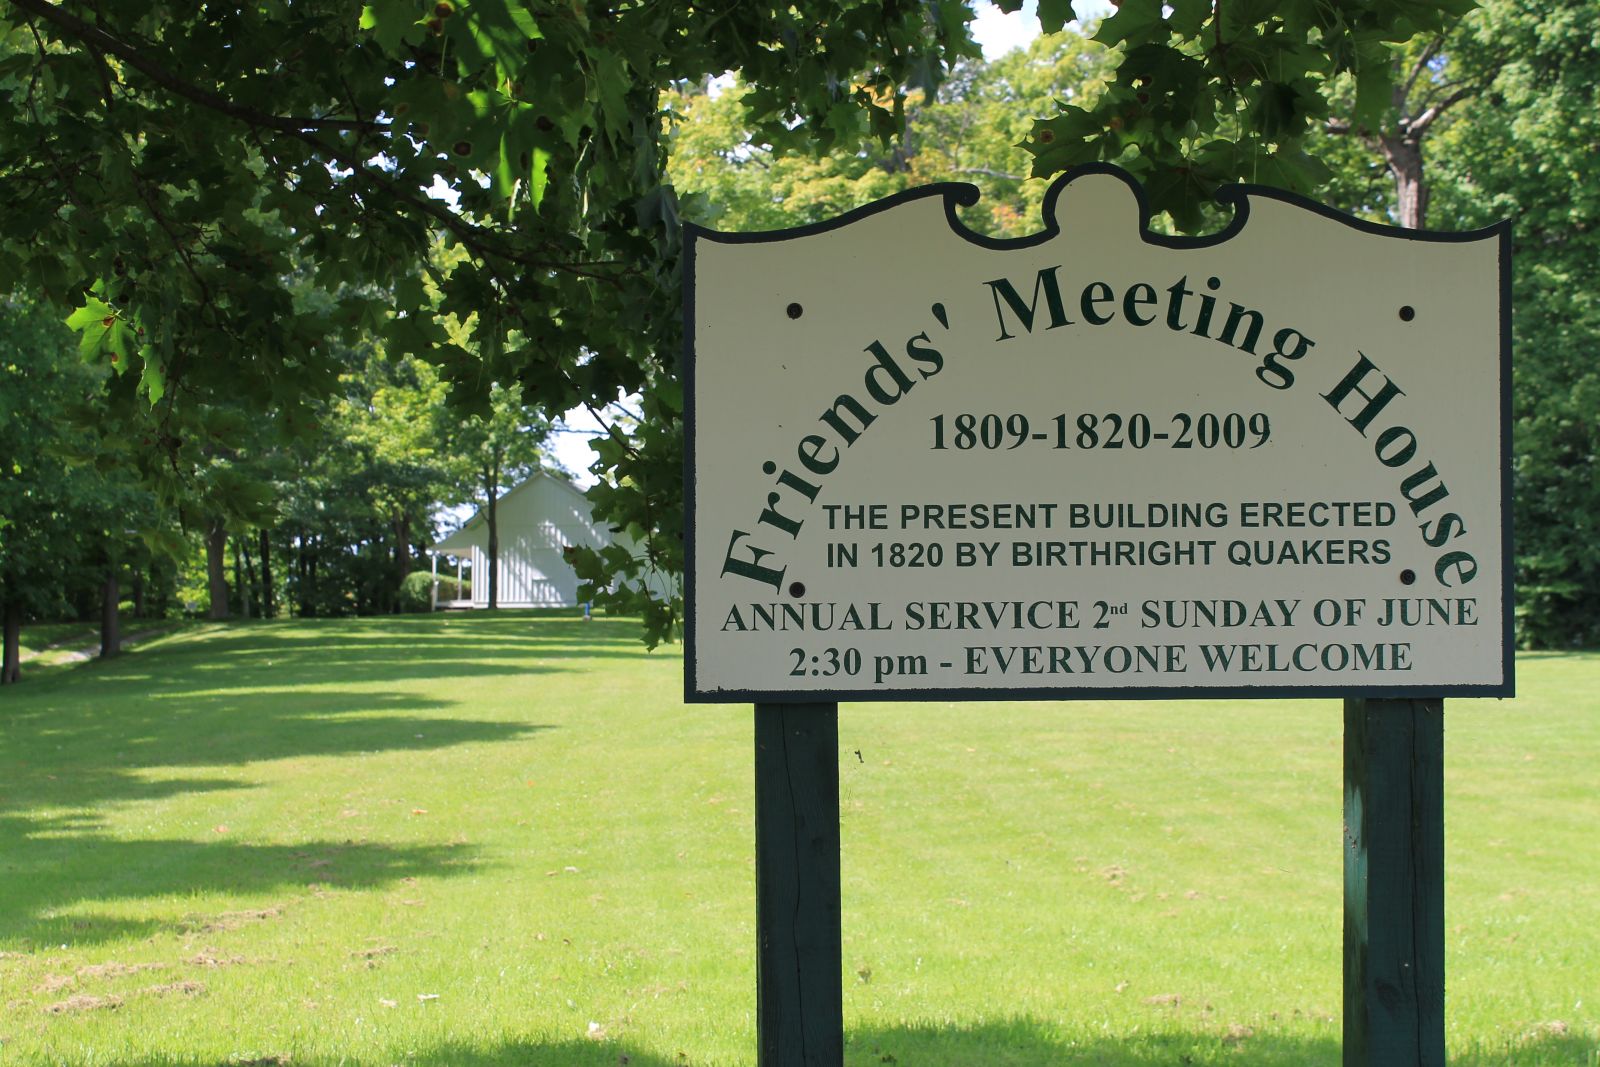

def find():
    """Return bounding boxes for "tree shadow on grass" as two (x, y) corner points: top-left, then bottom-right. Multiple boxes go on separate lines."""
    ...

(849, 1022), (1599, 1067)
(64, 628), (647, 693)
(57, 1023), (1342, 1066)
(46, 1018), (1600, 1066)
(0, 619), (574, 948)
(10, 612), (661, 696)
(1453, 1029), (1600, 1065)
(850, 1019), (1341, 1065)
(0, 696), (533, 944)
(371, 1026), (1346, 1067)
(2, 686), (551, 800)
(153, 613), (661, 686)
(0, 814), (481, 947)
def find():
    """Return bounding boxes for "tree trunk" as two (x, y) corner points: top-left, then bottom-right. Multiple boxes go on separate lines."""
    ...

(150, 556), (174, 618)
(485, 463), (500, 610)
(394, 512), (411, 614)
(307, 537), (319, 615)
(1378, 132), (1428, 229)
(2, 598), (20, 684)
(296, 529), (312, 617)
(132, 570), (146, 619)
(206, 519), (231, 620)
(238, 538), (255, 620)
(259, 528), (274, 619)
(100, 574), (121, 659)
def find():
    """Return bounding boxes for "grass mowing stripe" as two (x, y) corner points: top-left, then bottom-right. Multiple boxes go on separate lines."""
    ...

(0, 613), (1593, 1065)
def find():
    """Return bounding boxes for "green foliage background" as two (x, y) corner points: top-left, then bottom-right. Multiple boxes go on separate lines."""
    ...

(1, 0), (1597, 647)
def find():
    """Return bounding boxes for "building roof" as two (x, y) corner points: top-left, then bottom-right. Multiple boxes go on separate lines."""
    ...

(430, 471), (590, 553)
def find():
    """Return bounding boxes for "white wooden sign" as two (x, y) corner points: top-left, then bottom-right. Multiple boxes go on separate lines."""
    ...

(684, 166), (1512, 702)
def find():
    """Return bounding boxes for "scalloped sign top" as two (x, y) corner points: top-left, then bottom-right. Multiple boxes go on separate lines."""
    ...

(684, 166), (1511, 703)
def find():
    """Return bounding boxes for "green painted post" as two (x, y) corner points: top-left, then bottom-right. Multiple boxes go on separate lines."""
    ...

(754, 702), (844, 1067)
(1343, 697), (1445, 1067)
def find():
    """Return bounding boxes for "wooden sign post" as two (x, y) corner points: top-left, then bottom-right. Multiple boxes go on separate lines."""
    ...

(684, 164), (1510, 1065)
(754, 702), (842, 1066)
(1344, 698), (1445, 1066)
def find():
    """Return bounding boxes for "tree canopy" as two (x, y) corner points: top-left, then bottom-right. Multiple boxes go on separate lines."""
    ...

(1429, 0), (1600, 645)
(0, 0), (988, 644)
(667, 32), (1113, 238)
(6, 0), (1591, 649)
(1016, 0), (1475, 229)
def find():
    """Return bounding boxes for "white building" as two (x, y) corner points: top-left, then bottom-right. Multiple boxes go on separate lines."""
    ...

(430, 473), (613, 609)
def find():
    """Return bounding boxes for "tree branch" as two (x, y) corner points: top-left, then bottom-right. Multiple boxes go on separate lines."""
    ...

(1407, 83), (1479, 138)
(9, 0), (380, 135)
(955, 166), (1026, 181)
(1396, 36), (1443, 112)
(8, 0), (635, 284)
(585, 400), (641, 460)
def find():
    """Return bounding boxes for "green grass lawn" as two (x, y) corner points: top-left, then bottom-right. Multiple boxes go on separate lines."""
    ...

(0, 613), (1594, 1066)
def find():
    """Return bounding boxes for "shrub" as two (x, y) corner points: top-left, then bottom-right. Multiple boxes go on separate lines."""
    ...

(397, 572), (433, 613)
(398, 571), (471, 612)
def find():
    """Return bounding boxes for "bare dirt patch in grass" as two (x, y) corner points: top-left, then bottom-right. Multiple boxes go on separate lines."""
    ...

(77, 960), (167, 980)
(352, 943), (398, 969)
(34, 961), (168, 994)
(139, 980), (205, 998)
(43, 993), (123, 1014)
(1223, 1023), (1256, 1044)
(181, 906), (285, 934)
(185, 950), (265, 968)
